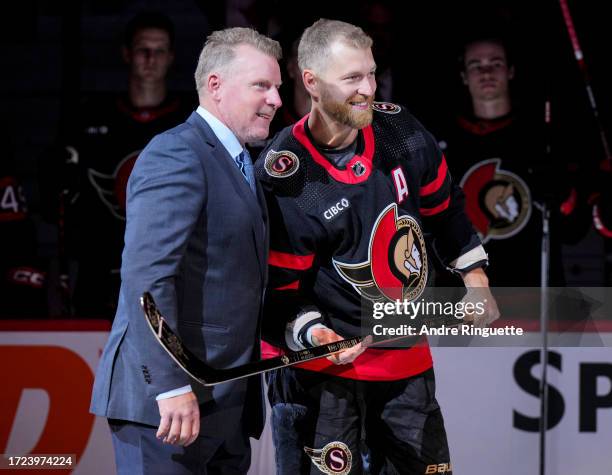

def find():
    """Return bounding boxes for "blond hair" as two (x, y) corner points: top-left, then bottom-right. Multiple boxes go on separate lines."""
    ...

(298, 19), (372, 74)
(194, 27), (282, 93)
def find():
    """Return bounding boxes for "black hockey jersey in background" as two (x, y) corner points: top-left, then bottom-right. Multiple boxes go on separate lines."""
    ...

(434, 113), (583, 287)
(59, 94), (193, 318)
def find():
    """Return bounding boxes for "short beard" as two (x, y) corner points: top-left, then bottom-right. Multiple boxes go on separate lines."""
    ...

(321, 90), (373, 129)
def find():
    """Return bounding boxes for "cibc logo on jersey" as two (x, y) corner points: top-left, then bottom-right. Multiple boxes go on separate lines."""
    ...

(460, 158), (531, 243)
(333, 203), (428, 302)
(264, 150), (300, 178)
(324, 198), (350, 221)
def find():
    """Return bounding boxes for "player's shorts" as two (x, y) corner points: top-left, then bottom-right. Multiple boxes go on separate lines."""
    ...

(267, 367), (452, 474)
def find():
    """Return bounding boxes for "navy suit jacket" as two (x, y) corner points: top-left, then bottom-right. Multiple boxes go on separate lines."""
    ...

(90, 111), (268, 439)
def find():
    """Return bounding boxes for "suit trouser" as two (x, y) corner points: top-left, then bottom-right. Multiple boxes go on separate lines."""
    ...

(108, 419), (250, 475)
(267, 367), (452, 475)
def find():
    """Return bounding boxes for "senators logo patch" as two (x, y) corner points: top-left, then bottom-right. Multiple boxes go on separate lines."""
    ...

(372, 101), (401, 114)
(460, 158), (531, 243)
(304, 441), (352, 475)
(334, 203), (427, 303)
(264, 150), (300, 178)
(88, 150), (140, 220)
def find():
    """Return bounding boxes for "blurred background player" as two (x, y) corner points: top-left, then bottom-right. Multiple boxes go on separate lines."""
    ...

(43, 11), (194, 318)
(0, 124), (47, 318)
(433, 34), (589, 287)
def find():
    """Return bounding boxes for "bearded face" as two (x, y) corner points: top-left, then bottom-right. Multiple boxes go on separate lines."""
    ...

(310, 42), (377, 130)
(320, 87), (374, 129)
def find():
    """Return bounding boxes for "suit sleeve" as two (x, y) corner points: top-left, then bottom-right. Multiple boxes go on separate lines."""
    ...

(120, 132), (206, 395)
(418, 129), (488, 273)
(260, 186), (327, 350)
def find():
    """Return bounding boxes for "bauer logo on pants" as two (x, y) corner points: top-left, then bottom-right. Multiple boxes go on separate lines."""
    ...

(304, 441), (352, 475)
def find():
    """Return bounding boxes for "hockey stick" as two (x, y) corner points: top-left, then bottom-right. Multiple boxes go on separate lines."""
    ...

(140, 292), (464, 386)
(558, 0), (611, 168)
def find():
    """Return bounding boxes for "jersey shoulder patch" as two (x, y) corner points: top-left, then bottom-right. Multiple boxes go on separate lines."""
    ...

(262, 149), (300, 178)
(372, 101), (402, 114)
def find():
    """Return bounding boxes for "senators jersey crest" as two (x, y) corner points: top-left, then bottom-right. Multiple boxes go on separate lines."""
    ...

(334, 203), (428, 303)
(460, 158), (531, 243)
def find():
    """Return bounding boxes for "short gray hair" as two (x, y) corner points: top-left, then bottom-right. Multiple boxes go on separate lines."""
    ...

(298, 19), (372, 74)
(195, 27), (282, 93)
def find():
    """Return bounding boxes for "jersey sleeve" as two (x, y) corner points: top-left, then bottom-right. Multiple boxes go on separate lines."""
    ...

(418, 129), (488, 273)
(259, 177), (328, 350)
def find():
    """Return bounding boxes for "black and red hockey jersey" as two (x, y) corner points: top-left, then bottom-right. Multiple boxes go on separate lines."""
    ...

(61, 93), (193, 318)
(433, 113), (588, 287)
(256, 103), (485, 381)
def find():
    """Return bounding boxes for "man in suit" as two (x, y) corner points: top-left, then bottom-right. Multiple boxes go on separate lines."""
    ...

(90, 27), (282, 474)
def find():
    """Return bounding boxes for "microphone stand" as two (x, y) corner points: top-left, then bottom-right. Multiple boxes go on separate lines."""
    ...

(535, 94), (553, 475)
(534, 199), (550, 475)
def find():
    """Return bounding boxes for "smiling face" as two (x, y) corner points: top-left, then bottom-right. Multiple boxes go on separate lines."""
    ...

(213, 44), (282, 144)
(124, 27), (174, 83)
(462, 41), (513, 102)
(310, 41), (377, 129)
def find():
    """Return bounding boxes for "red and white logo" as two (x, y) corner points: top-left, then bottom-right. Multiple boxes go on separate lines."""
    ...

(264, 150), (300, 178)
(334, 203), (428, 303)
(460, 158), (531, 243)
(372, 101), (402, 114)
(87, 150), (140, 220)
(304, 441), (352, 475)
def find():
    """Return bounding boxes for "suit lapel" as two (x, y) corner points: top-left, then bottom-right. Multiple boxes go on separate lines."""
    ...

(188, 112), (267, 279)
(254, 180), (269, 280)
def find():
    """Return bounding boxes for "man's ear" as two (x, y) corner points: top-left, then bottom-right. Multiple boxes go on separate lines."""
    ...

(508, 65), (515, 81)
(460, 71), (468, 86)
(302, 69), (318, 99)
(207, 73), (222, 99)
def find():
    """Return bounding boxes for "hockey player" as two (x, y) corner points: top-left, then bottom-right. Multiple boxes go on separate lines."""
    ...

(256, 19), (499, 474)
(54, 12), (193, 317)
(433, 35), (589, 287)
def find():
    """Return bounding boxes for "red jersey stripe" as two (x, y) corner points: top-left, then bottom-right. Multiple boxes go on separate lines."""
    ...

(295, 344), (433, 381)
(269, 250), (315, 270)
(275, 280), (300, 290)
(260, 339), (433, 381)
(420, 196), (451, 216)
(420, 156), (448, 196)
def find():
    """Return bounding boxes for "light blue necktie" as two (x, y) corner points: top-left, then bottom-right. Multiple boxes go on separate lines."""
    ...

(236, 149), (256, 193)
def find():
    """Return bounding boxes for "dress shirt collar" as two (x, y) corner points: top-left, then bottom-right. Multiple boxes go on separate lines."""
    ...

(196, 106), (244, 159)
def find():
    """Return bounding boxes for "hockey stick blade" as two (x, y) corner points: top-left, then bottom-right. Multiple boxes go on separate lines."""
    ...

(140, 292), (364, 386)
